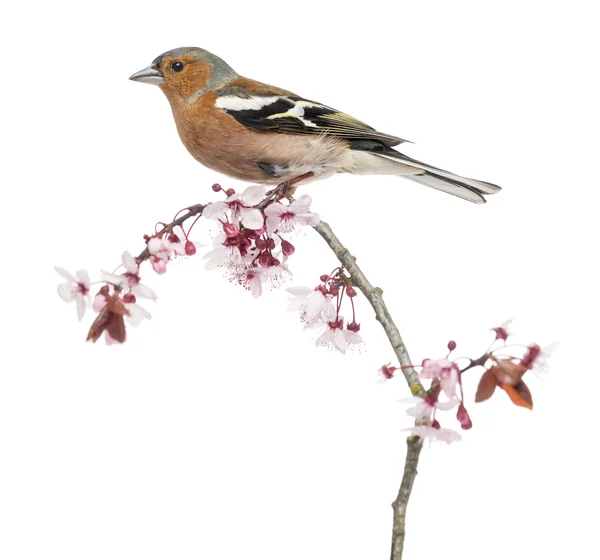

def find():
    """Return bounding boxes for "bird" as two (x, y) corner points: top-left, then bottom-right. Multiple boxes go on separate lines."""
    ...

(129, 47), (500, 204)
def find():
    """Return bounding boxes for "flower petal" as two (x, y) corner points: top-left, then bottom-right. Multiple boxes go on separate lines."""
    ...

(240, 208), (264, 230)
(264, 202), (285, 217)
(100, 272), (127, 287)
(435, 399), (459, 411)
(289, 194), (312, 212)
(126, 303), (151, 327)
(75, 269), (91, 288)
(75, 294), (86, 321)
(203, 201), (228, 220)
(132, 283), (158, 301)
(57, 283), (74, 302)
(121, 251), (138, 273)
(55, 267), (76, 283)
(287, 286), (312, 297)
(241, 185), (267, 206)
(266, 215), (281, 236)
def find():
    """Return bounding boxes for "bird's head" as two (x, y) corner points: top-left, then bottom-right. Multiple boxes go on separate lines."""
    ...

(129, 47), (238, 105)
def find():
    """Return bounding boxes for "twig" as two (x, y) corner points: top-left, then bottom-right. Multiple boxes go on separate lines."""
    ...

(135, 204), (205, 262)
(313, 220), (425, 560)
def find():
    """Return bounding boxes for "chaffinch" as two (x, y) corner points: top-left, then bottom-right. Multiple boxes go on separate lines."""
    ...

(130, 47), (500, 203)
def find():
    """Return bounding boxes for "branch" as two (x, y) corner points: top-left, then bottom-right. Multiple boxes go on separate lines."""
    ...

(313, 220), (424, 560)
(313, 221), (424, 397)
(390, 437), (423, 560)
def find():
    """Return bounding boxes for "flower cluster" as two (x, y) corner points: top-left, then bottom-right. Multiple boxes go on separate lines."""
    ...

(381, 320), (554, 444)
(287, 268), (363, 354)
(56, 184), (323, 342)
(203, 184), (319, 297)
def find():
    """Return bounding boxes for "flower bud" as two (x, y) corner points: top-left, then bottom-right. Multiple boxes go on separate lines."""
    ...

(168, 232), (181, 244)
(255, 239), (266, 251)
(258, 251), (271, 268)
(212, 183), (222, 192)
(347, 321), (360, 332)
(225, 188), (235, 197)
(184, 240), (196, 255)
(447, 340), (457, 351)
(281, 239), (295, 256)
(380, 364), (397, 380)
(456, 404), (473, 430)
(222, 222), (239, 238)
(320, 274), (329, 282)
(329, 284), (339, 296)
(152, 258), (167, 275)
(346, 286), (357, 298)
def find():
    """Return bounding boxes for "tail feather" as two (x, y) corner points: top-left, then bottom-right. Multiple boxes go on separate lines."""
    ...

(348, 144), (501, 204)
(402, 171), (488, 204)
(379, 150), (502, 196)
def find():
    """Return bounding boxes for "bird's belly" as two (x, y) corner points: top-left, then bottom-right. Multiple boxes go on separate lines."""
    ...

(180, 122), (351, 185)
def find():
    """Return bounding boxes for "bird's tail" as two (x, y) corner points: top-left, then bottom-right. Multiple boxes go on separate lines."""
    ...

(351, 148), (501, 204)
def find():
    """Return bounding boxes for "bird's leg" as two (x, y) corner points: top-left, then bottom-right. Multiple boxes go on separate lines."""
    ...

(263, 172), (314, 208)
(277, 172), (314, 201)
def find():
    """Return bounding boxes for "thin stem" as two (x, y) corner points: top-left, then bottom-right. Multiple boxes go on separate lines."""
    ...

(135, 204), (205, 263)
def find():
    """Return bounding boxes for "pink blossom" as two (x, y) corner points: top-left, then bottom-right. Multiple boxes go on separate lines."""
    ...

(264, 195), (320, 236)
(521, 342), (557, 376)
(377, 364), (398, 383)
(125, 302), (151, 327)
(147, 237), (172, 261)
(55, 267), (91, 320)
(100, 251), (157, 300)
(408, 425), (462, 444)
(492, 318), (513, 341)
(287, 286), (336, 327)
(203, 233), (254, 273)
(420, 358), (459, 398)
(402, 396), (458, 422)
(203, 185), (266, 229)
(244, 265), (291, 298)
(245, 268), (265, 298)
(316, 318), (363, 354)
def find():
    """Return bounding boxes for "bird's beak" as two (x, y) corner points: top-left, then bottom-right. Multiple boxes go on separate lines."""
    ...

(129, 66), (164, 85)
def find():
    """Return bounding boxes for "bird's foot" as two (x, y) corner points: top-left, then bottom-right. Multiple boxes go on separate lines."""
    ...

(262, 172), (313, 207)
(277, 172), (314, 201)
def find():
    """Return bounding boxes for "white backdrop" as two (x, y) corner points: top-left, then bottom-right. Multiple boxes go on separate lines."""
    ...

(1, 1), (598, 559)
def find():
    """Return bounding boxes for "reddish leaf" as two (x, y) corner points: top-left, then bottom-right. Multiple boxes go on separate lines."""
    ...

(86, 305), (112, 343)
(492, 360), (527, 385)
(475, 369), (498, 402)
(500, 381), (533, 410)
(86, 294), (128, 344)
(106, 313), (127, 344)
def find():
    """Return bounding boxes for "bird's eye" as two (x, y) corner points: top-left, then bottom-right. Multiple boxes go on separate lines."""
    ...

(171, 61), (184, 72)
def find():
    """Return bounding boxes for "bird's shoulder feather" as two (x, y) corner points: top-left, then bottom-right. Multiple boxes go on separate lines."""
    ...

(214, 79), (409, 147)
